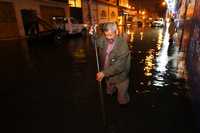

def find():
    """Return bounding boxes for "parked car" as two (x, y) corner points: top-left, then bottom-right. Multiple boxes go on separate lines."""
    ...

(65, 17), (88, 35)
(52, 16), (88, 35)
(151, 18), (165, 27)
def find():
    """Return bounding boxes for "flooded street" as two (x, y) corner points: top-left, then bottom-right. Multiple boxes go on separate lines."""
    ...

(0, 25), (195, 133)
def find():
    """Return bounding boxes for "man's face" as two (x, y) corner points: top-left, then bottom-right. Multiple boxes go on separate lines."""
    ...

(104, 30), (116, 41)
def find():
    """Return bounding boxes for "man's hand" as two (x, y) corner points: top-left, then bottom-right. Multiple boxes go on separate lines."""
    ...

(89, 24), (98, 36)
(89, 26), (94, 35)
(96, 72), (105, 82)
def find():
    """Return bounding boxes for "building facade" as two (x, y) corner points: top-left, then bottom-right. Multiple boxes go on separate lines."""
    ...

(185, 0), (200, 131)
(0, 0), (137, 39)
(82, 0), (118, 24)
(81, 0), (136, 25)
(0, 0), (69, 39)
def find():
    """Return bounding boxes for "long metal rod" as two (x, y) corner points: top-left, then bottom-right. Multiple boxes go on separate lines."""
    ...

(94, 35), (106, 127)
(88, 0), (107, 128)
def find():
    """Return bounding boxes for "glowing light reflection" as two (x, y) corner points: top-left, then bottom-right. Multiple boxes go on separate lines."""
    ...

(73, 49), (86, 63)
(130, 32), (135, 42)
(144, 49), (155, 77)
(155, 23), (169, 73)
(140, 32), (144, 40)
(157, 29), (163, 51)
(153, 80), (165, 87)
(127, 29), (130, 35)
(153, 23), (170, 87)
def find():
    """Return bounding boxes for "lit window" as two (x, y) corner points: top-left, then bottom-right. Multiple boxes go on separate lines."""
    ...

(69, 0), (81, 8)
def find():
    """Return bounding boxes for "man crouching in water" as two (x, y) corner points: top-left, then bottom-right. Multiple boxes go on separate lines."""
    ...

(90, 22), (131, 105)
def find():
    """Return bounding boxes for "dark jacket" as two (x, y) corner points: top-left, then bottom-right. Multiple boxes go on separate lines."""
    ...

(96, 35), (131, 84)
(169, 21), (176, 38)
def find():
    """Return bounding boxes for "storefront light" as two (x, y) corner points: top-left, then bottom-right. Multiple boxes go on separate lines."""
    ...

(166, 0), (176, 13)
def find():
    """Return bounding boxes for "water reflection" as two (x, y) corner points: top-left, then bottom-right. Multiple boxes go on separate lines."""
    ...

(144, 49), (155, 76)
(65, 38), (87, 64)
(74, 49), (87, 63)
(156, 29), (163, 51)
(153, 23), (169, 87)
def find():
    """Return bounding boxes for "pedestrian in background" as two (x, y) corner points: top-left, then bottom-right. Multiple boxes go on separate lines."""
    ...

(90, 22), (131, 105)
(168, 18), (176, 42)
(28, 12), (39, 37)
(67, 17), (73, 34)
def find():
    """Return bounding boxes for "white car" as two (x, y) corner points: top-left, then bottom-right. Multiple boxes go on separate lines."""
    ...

(52, 16), (88, 35)
(151, 18), (165, 27)
(65, 17), (88, 35)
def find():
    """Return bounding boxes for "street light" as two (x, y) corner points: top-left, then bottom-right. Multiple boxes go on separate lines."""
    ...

(160, 1), (167, 18)
(162, 1), (166, 7)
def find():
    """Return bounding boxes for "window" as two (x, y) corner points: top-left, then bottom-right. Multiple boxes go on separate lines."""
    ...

(69, 0), (81, 8)
(101, 10), (107, 18)
(111, 11), (116, 18)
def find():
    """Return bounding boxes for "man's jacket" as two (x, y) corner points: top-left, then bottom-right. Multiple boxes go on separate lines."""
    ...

(96, 35), (131, 84)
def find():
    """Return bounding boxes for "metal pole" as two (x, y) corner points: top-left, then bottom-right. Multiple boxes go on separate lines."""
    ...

(88, 0), (107, 128)
(93, 34), (106, 128)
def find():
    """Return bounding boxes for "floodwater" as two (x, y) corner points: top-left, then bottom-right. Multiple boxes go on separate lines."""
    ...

(0, 25), (195, 133)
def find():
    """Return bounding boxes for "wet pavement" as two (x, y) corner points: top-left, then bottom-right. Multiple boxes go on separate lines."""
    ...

(0, 26), (196, 133)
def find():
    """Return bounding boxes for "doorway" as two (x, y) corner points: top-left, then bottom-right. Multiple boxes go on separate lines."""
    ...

(21, 9), (39, 36)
